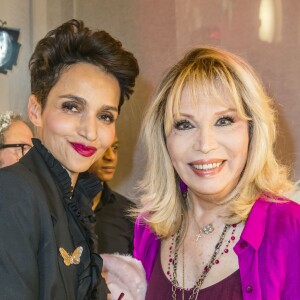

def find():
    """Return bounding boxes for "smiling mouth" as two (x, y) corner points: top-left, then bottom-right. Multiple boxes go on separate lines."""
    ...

(192, 161), (223, 171)
(70, 142), (97, 157)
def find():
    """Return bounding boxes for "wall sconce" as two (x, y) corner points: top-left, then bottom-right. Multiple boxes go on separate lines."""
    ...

(0, 20), (21, 74)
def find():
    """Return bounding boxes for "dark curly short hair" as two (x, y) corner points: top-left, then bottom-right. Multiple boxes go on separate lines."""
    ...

(29, 19), (139, 111)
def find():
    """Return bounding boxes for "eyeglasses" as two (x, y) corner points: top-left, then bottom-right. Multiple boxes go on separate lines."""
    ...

(0, 143), (32, 156)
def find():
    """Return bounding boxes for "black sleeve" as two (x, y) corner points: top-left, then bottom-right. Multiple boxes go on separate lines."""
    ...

(0, 170), (40, 299)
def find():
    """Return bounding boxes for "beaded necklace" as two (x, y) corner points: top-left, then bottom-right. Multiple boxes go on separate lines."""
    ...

(166, 222), (217, 281)
(170, 224), (234, 300)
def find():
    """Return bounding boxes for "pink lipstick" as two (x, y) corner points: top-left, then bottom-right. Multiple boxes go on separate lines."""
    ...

(70, 142), (97, 157)
(189, 159), (225, 177)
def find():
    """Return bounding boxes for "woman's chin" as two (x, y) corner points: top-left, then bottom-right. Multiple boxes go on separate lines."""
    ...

(61, 164), (91, 176)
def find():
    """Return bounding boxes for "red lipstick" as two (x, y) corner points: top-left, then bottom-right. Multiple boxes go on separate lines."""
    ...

(70, 142), (97, 157)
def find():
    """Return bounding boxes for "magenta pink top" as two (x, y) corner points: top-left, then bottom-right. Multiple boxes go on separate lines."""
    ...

(134, 197), (300, 299)
(145, 247), (242, 299)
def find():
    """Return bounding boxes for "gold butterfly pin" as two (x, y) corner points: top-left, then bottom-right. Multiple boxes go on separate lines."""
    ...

(59, 246), (83, 266)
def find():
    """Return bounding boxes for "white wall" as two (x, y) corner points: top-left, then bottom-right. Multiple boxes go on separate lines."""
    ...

(0, 0), (33, 114)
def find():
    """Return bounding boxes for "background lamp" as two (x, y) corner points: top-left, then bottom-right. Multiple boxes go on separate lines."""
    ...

(0, 20), (21, 74)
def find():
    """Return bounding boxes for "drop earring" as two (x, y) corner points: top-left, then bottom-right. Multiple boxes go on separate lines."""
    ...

(179, 178), (187, 199)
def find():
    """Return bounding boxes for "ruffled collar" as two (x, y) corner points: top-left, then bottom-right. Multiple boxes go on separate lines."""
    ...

(32, 138), (97, 248)
(77, 172), (103, 200)
(32, 138), (102, 299)
(32, 138), (73, 198)
(77, 174), (116, 209)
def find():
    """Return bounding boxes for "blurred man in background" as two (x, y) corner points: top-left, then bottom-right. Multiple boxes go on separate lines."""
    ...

(80, 135), (136, 254)
(0, 111), (33, 168)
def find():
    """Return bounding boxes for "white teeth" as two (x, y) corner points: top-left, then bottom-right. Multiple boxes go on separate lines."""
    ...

(193, 162), (222, 170)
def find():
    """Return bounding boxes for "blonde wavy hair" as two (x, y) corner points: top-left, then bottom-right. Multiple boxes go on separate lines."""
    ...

(137, 46), (294, 238)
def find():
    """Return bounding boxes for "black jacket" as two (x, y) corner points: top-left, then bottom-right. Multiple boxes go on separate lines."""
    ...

(78, 173), (136, 255)
(0, 139), (106, 300)
(95, 183), (135, 254)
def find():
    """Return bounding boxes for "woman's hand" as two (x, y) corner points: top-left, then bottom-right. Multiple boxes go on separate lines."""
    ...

(101, 253), (147, 300)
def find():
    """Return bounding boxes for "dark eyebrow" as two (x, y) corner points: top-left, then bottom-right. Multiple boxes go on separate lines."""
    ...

(59, 94), (86, 103)
(102, 105), (119, 113)
(59, 94), (118, 113)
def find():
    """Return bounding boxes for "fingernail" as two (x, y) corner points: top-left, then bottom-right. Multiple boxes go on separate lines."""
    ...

(118, 292), (125, 300)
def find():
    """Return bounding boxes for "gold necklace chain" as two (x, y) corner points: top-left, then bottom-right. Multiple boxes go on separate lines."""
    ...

(171, 224), (230, 300)
(186, 194), (215, 241)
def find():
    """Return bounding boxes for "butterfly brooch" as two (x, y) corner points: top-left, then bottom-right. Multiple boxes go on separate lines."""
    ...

(59, 246), (83, 266)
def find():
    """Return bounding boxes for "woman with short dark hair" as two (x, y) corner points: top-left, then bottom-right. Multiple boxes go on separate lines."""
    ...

(0, 19), (139, 300)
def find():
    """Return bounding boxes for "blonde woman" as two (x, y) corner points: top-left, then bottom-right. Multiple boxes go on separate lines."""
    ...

(134, 46), (299, 299)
